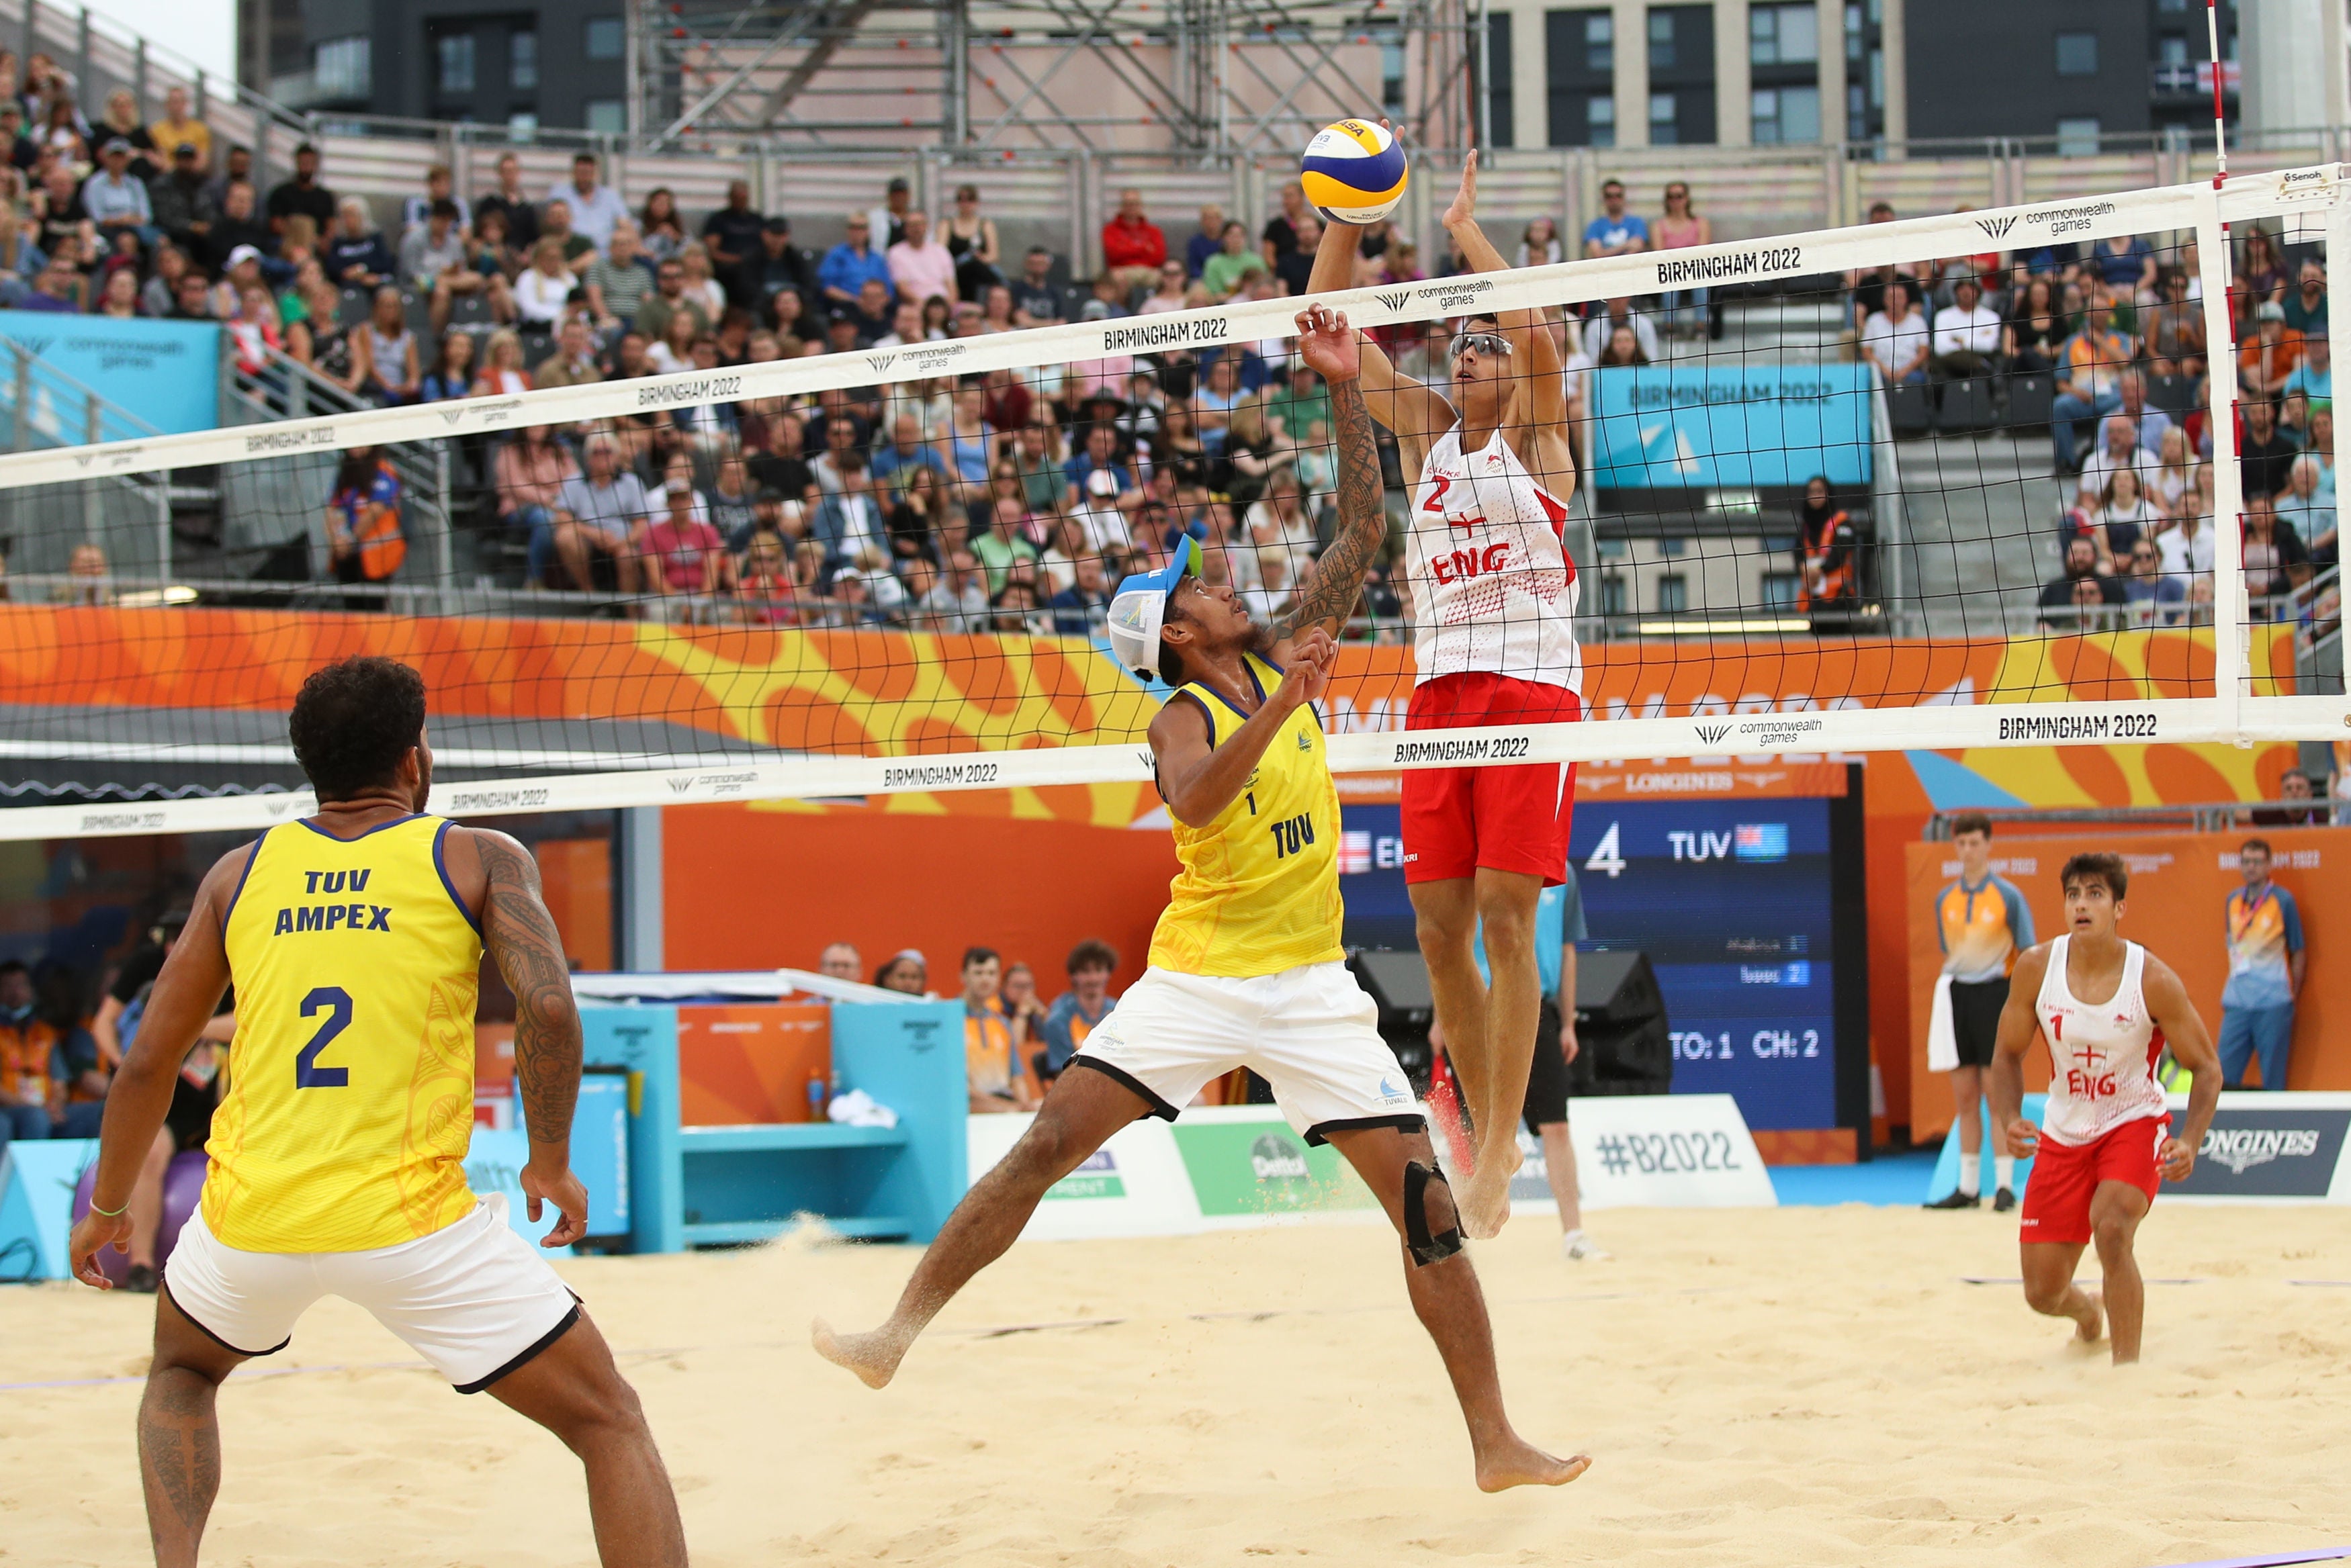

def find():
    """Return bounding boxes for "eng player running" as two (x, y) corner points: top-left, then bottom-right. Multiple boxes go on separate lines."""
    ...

(1306, 150), (1581, 1236)
(813, 306), (1587, 1492)
(1986, 852), (2221, 1365)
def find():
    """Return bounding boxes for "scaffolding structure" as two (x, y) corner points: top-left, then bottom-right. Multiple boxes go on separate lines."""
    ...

(628, 0), (1480, 157)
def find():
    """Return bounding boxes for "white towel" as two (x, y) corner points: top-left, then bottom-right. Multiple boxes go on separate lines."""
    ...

(826, 1088), (900, 1129)
(1926, 972), (1959, 1072)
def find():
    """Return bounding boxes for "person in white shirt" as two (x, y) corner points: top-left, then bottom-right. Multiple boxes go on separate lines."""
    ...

(2157, 492), (2217, 589)
(1859, 279), (1931, 385)
(2076, 412), (2164, 504)
(1578, 297), (1660, 366)
(549, 152), (629, 254)
(1928, 277), (2002, 383)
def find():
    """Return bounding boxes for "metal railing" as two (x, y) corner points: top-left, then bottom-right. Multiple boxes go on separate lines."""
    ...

(1926, 800), (2338, 837)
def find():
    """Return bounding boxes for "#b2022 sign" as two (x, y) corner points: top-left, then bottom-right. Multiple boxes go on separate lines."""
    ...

(1556, 1093), (1777, 1209)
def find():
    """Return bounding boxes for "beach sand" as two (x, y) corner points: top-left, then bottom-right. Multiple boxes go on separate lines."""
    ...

(5, 1201), (2349, 1567)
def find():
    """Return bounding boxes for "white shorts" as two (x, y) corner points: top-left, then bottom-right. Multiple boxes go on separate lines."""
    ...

(163, 1195), (581, 1393)
(1072, 962), (1424, 1144)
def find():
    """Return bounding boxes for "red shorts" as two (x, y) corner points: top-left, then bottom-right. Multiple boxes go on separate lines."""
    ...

(1401, 673), (1581, 886)
(2018, 1117), (2166, 1246)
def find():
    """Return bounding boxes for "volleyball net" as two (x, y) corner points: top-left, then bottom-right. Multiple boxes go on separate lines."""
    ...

(0, 162), (2340, 841)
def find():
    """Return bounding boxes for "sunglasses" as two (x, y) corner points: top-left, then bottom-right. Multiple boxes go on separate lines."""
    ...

(1449, 330), (1512, 361)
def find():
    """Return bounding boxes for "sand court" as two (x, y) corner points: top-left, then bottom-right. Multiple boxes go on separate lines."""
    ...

(6, 1202), (2350, 1567)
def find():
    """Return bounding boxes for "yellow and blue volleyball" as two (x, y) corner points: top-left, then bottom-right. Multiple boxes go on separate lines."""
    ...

(1300, 120), (1408, 225)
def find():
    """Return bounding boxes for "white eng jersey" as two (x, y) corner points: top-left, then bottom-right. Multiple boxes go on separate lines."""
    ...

(1406, 425), (1582, 690)
(2035, 936), (2168, 1147)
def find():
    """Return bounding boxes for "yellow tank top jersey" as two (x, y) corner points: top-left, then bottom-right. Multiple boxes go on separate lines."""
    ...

(206, 814), (485, 1252)
(1147, 653), (1346, 978)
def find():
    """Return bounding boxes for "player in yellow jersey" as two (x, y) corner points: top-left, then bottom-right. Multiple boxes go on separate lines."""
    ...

(814, 306), (1587, 1492)
(69, 657), (686, 1568)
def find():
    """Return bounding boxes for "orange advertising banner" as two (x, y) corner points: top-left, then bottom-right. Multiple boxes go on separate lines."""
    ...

(1904, 827), (2350, 1137)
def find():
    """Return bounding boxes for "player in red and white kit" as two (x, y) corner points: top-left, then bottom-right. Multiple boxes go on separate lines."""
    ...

(1987, 852), (2221, 1365)
(1307, 151), (1579, 1235)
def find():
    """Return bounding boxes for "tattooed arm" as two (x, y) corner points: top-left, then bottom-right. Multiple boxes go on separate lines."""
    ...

(463, 827), (590, 1246)
(1268, 304), (1388, 652)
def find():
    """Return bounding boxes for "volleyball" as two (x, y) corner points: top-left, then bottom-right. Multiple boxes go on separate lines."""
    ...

(1299, 119), (1409, 225)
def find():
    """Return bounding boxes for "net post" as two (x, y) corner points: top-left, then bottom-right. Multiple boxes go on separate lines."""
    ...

(2194, 182), (2250, 738)
(79, 390), (98, 546)
(7, 340), (24, 452)
(150, 471), (171, 584)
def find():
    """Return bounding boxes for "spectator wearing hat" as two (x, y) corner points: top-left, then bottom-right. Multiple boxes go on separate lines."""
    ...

(82, 136), (156, 249)
(873, 950), (929, 994)
(2241, 300), (2305, 402)
(148, 140), (216, 250)
(265, 142), (336, 238)
(750, 216), (815, 311)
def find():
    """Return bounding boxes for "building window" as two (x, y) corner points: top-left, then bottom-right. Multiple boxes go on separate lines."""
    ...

(1648, 9), (1675, 70)
(584, 16), (625, 61)
(1487, 12), (1515, 148)
(584, 98), (627, 133)
(1845, 2), (1863, 60)
(1599, 535), (1628, 558)
(2056, 117), (2100, 156)
(1585, 11), (1613, 71)
(508, 111), (539, 136)
(1588, 93), (1617, 146)
(2055, 32), (2098, 77)
(1762, 572), (1800, 610)
(437, 30), (476, 94)
(1750, 4), (1818, 66)
(1380, 31), (1407, 115)
(1656, 574), (1689, 614)
(1658, 536), (1687, 556)
(313, 34), (370, 98)
(2158, 33), (2188, 64)
(1650, 91), (1677, 144)
(511, 29), (539, 90)
(1752, 85), (1820, 144)
(1600, 575), (1629, 614)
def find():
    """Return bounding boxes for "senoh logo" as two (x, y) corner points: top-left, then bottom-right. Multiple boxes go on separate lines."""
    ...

(1976, 215), (2019, 240)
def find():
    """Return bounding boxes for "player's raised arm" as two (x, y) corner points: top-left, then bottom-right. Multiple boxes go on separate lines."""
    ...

(1149, 628), (1335, 827)
(2141, 953), (2222, 1181)
(463, 827), (589, 1246)
(1986, 941), (2050, 1159)
(69, 845), (240, 1287)
(1302, 187), (1454, 446)
(1440, 152), (1570, 428)
(1270, 306), (1385, 648)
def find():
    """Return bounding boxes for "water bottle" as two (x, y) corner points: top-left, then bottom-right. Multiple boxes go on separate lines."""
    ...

(807, 1069), (828, 1121)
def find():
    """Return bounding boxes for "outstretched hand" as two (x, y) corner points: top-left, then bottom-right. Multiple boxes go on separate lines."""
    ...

(1275, 625), (1336, 710)
(1292, 304), (1360, 383)
(1444, 150), (1479, 230)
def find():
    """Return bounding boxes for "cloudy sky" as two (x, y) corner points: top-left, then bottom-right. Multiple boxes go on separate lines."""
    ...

(81, 0), (237, 85)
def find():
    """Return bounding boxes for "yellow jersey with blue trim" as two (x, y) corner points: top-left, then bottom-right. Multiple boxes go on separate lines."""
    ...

(1147, 653), (1345, 978)
(204, 814), (485, 1252)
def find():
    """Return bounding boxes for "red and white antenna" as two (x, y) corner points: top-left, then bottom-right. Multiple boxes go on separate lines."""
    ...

(2208, 0), (2230, 189)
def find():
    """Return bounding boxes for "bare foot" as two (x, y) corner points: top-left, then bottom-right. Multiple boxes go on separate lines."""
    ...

(1457, 1138), (1521, 1240)
(811, 1317), (910, 1389)
(2070, 1289), (2105, 1347)
(1475, 1434), (1591, 1493)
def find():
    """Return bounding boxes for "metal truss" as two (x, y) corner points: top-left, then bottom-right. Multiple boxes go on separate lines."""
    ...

(629, 0), (1473, 154)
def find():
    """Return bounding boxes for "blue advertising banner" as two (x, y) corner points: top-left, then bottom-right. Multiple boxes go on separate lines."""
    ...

(1588, 363), (1873, 490)
(1341, 796), (1843, 1132)
(0, 311), (221, 435)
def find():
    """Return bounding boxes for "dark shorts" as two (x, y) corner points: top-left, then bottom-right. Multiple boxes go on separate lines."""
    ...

(1523, 997), (1570, 1134)
(1948, 976), (2010, 1069)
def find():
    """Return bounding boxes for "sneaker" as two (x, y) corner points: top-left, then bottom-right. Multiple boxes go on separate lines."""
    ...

(1923, 1189), (1980, 1210)
(122, 1264), (159, 1295)
(1992, 1187), (2017, 1213)
(1560, 1229), (1609, 1261)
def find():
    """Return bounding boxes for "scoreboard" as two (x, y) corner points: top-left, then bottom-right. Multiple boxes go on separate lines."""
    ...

(1337, 779), (1869, 1136)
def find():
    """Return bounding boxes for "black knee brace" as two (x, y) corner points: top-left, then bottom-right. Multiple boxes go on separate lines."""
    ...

(1403, 1160), (1464, 1266)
